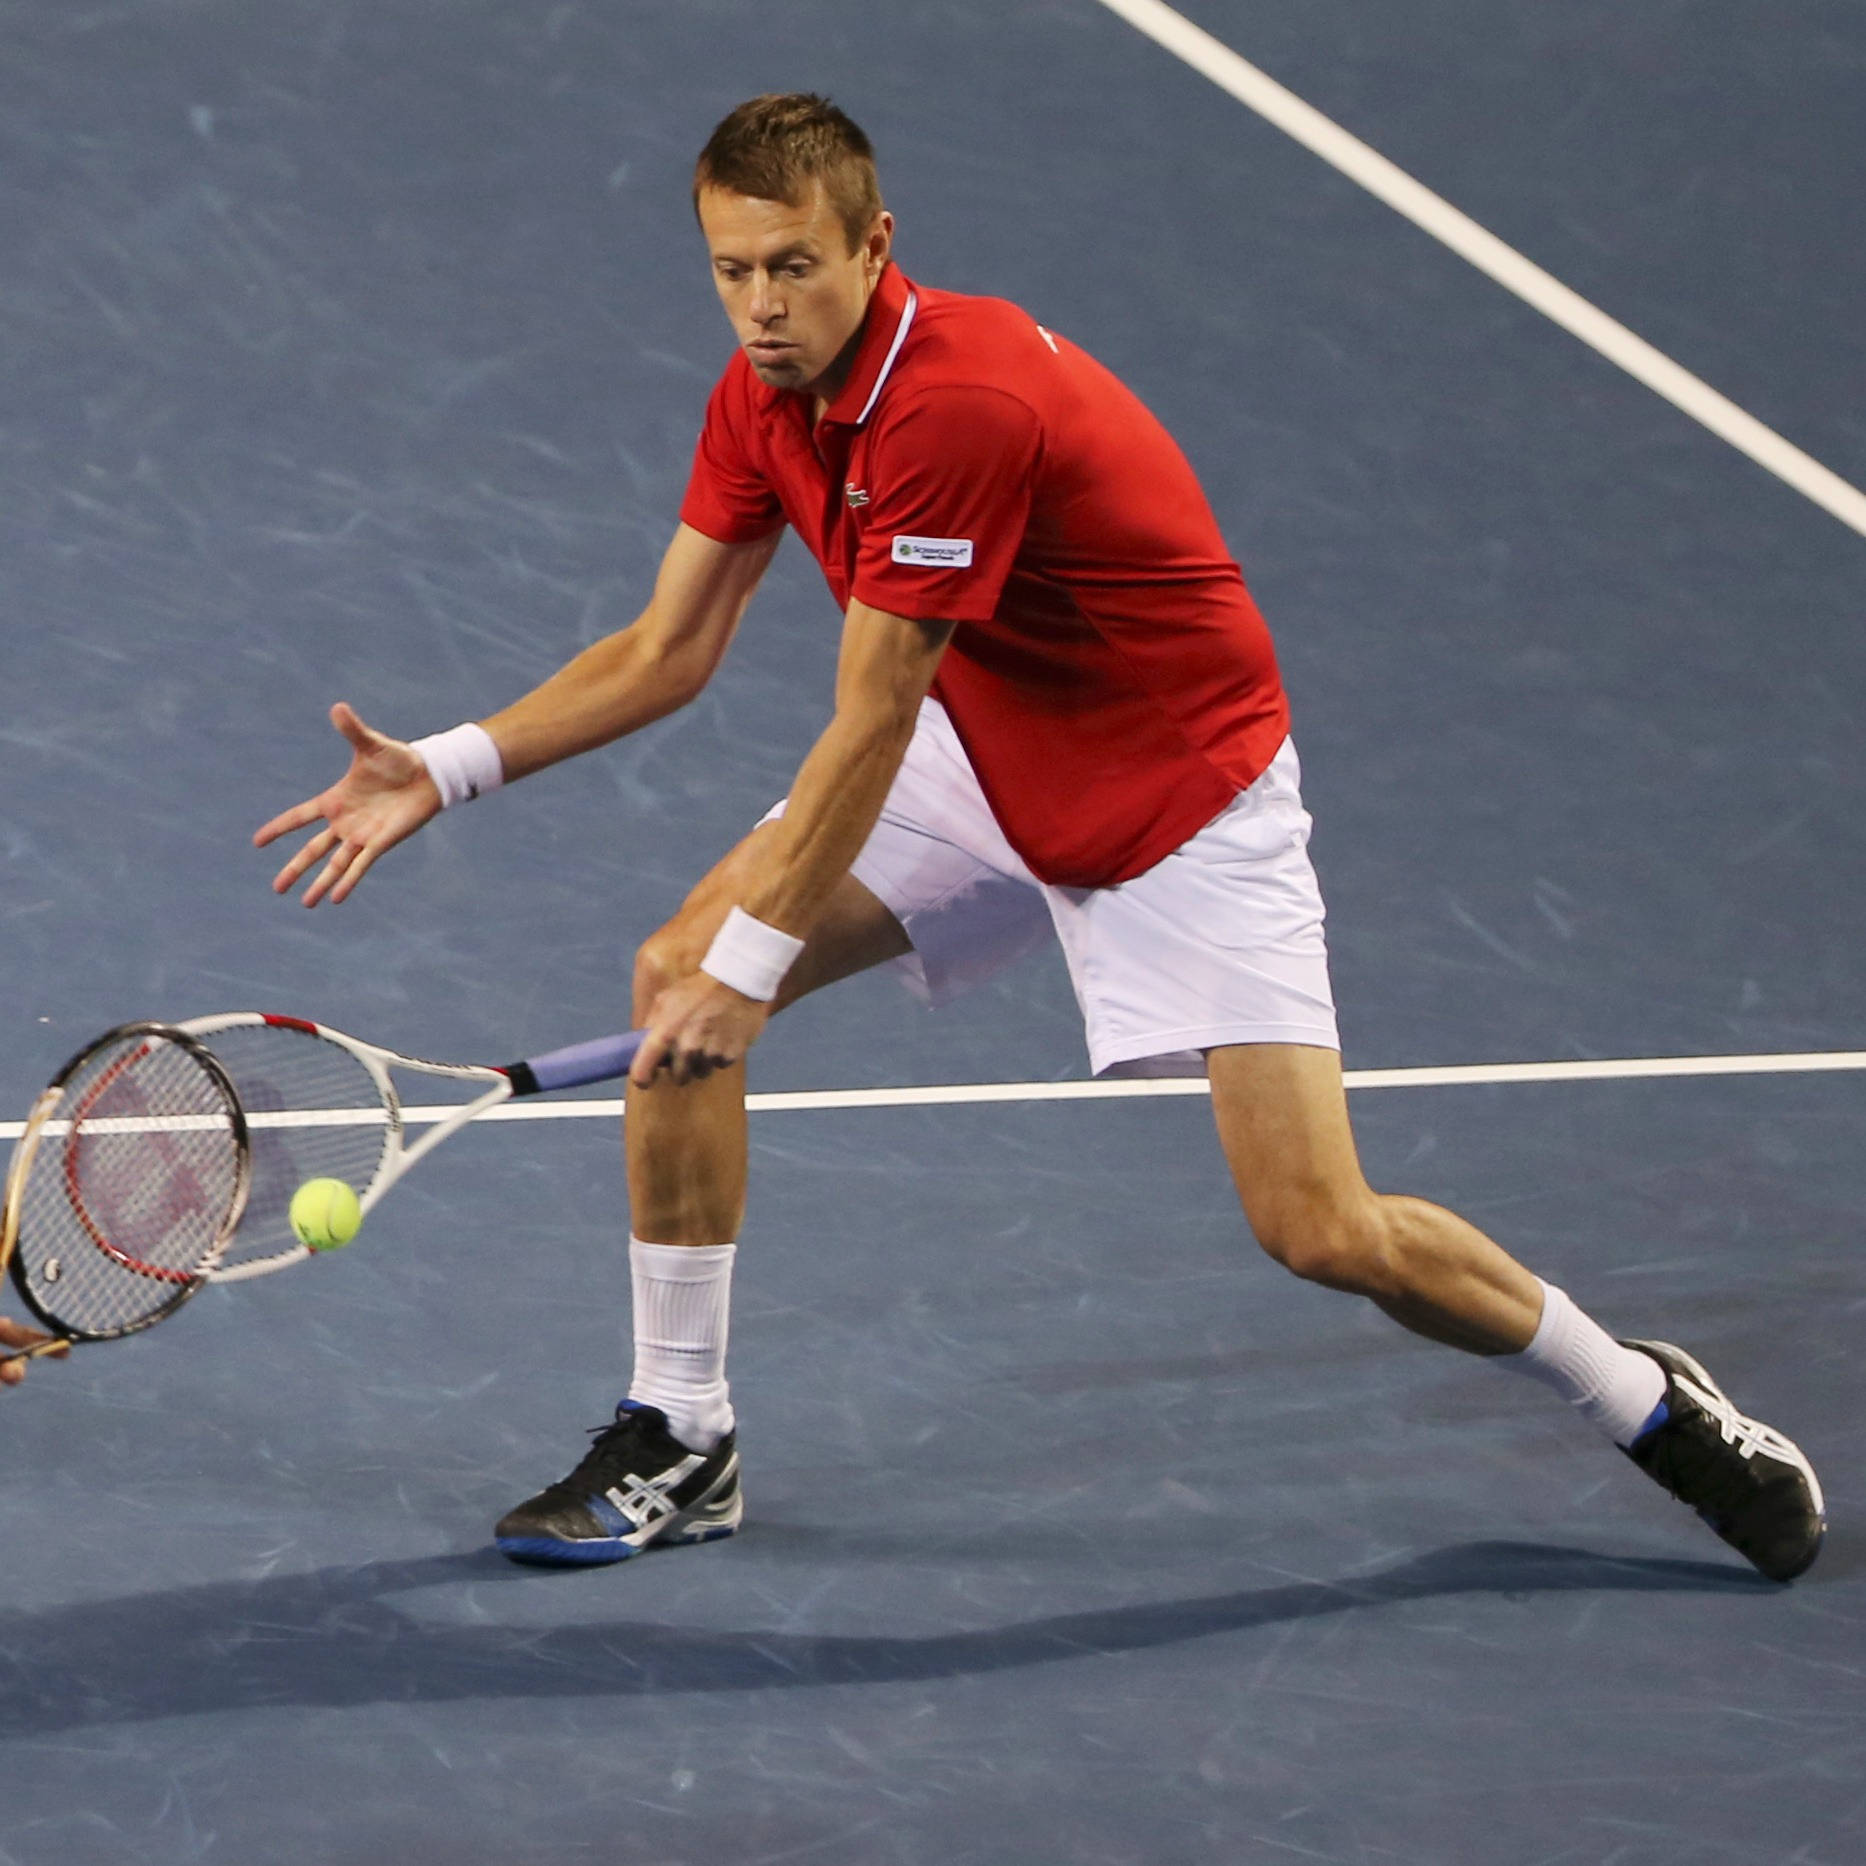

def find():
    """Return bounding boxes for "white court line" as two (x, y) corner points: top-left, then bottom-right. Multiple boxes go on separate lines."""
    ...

(1093, 0), (1866, 539)
(4, 1050), (1862, 1139)
(413, 1047), (1866, 1125)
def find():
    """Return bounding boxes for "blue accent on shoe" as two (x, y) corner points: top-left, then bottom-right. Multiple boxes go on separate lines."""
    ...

(583, 1490), (631, 1537)
(494, 1533), (641, 1567)
(1628, 1397), (1670, 1445)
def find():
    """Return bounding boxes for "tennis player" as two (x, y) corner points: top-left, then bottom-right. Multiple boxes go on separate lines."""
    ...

(256, 94), (1823, 1581)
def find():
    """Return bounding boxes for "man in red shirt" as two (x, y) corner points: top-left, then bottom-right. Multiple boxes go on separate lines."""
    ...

(256, 94), (1822, 1581)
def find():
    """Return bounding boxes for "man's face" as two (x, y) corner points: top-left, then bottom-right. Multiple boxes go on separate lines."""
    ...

(698, 182), (891, 401)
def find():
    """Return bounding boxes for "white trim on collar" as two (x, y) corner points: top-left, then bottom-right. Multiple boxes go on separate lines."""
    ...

(854, 289), (918, 427)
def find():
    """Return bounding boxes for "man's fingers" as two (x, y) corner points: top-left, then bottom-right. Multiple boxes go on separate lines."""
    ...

(630, 1024), (717, 1086)
(0, 1317), (66, 1384)
(253, 797), (328, 849)
(271, 827), (337, 896)
(0, 1344), (67, 1385)
(301, 838), (362, 908)
(636, 1035), (734, 1088)
(324, 841), (384, 906)
(331, 700), (392, 757)
(254, 701), (378, 852)
(629, 1028), (674, 1087)
(259, 711), (436, 910)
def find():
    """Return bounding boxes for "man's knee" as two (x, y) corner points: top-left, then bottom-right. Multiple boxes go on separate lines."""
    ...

(632, 833), (775, 1020)
(1251, 1192), (1400, 1297)
(633, 918), (708, 1021)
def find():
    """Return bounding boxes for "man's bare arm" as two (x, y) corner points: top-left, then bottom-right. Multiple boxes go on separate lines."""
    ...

(483, 523), (781, 778)
(737, 597), (954, 936)
(255, 523), (781, 904)
(630, 594), (954, 1083)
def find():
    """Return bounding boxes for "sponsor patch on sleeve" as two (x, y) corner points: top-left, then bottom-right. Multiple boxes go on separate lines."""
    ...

(891, 534), (975, 569)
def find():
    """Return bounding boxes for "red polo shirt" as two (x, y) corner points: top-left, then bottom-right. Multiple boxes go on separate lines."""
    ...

(679, 263), (1290, 887)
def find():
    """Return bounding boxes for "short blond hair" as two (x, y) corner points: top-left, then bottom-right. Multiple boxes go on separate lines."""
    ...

(694, 93), (883, 253)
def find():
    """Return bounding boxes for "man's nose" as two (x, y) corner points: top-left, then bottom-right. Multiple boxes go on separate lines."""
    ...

(749, 272), (783, 323)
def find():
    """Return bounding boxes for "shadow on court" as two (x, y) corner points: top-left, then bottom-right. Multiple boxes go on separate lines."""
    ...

(8, 1539), (1767, 1735)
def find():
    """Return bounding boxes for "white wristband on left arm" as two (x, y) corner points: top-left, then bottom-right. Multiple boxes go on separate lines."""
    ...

(700, 905), (806, 1003)
(410, 722), (505, 809)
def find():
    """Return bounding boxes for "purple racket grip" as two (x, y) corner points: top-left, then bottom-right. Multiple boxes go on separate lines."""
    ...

(504, 1030), (644, 1097)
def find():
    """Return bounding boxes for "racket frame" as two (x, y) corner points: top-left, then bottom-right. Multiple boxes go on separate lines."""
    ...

(2, 1021), (252, 1350)
(0, 1084), (67, 1365)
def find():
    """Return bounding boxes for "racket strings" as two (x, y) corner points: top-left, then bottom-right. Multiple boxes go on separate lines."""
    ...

(197, 1024), (395, 1269)
(12, 1035), (244, 1336)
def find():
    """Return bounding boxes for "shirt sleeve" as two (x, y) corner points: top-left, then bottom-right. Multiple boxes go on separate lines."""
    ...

(678, 359), (787, 545)
(851, 385), (1042, 623)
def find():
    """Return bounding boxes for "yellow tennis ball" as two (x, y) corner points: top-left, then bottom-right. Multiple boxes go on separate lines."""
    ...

(290, 1177), (363, 1252)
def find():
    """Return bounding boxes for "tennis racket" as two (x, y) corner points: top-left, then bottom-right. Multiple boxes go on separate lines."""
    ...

(1, 1015), (644, 1363)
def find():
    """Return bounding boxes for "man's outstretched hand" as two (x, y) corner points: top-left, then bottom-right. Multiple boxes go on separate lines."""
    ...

(254, 703), (442, 906)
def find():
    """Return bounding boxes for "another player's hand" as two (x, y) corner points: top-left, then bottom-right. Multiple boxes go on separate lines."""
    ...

(631, 973), (771, 1088)
(0, 1315), (67, 1386)
(254, 703), (442, 906)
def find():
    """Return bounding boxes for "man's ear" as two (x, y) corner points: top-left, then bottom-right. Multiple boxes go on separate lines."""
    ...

(865, 211), (895, 280)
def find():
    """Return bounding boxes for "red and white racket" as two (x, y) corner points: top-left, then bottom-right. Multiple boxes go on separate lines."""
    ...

(1, 1015), (643, 1362)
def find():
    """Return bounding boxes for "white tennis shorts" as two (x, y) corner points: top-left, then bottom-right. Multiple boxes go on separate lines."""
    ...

(767, 698), (1338, 1077)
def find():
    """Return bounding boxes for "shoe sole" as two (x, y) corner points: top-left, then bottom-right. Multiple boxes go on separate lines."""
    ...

(496, 1475), (744, 1569)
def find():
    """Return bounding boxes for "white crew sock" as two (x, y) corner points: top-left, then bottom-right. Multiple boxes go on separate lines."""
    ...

(626, 1237), (736, 1453)
(1502, 1279), (1669, 1447)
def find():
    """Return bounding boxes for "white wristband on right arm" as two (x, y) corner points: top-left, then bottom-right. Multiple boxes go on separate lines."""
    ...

(410, 722), (505, 809)
(700, 906), (806, 1003)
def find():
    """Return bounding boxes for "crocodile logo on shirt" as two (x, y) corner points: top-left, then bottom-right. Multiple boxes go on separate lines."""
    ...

(844, 483), (870, 508)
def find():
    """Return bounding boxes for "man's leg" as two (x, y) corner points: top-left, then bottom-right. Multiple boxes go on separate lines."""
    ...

(1207, 1042), (1824, 1580)
(624, 819), (911, 1248)
(1206, 1042), (1545, 1355)
(494, 823), (911, 1567)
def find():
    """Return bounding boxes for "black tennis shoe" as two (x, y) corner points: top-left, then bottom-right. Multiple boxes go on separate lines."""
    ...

(1620, 1340), (1824, 1582)
(495, 1400), (741, 1567)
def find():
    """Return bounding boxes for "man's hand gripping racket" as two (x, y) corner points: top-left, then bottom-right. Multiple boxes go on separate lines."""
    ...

(0, 1016), (645, 1369)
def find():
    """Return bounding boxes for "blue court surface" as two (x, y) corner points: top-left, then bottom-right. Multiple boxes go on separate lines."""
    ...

(3, 3), (1862, 1862)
